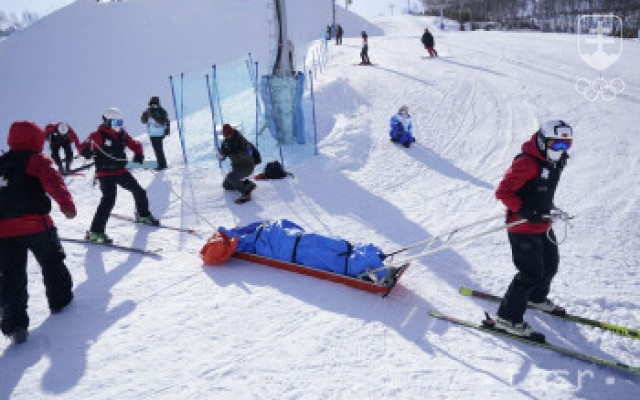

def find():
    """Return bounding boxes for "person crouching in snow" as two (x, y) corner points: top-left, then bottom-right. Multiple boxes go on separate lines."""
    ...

(0, 121), (77, 344)
(217, 124), (256, 204)
(389, 105), (415, 148)
(79, 107), (159, 244)
(44, 122), (82, 174)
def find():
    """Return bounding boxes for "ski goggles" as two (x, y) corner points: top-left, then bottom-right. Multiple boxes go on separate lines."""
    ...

(546, 138), (572, 151)
(110, 119), (124, 128)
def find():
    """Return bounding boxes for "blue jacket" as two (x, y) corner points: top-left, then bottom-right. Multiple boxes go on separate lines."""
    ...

(389, 113), (414, 144)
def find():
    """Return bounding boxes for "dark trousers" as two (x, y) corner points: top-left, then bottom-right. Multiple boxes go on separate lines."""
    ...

(222, 164), (254, 195)
(360, 45), (370, 64)
(51, 143), (74, 172)
(150, 136), (167, 169)
(90, 172), (151, 233)
(0, 227), (73, 335)
(497, 230), (559, 323)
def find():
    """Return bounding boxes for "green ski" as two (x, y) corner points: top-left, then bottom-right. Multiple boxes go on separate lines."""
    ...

(459, 287), (640, 339)
(429, 310), (640, 375)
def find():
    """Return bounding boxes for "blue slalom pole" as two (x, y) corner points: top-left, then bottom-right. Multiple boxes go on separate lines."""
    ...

(169, 75), (188, 164)
(206, 73), (222, 169)
(309, 70), (318, 155)
(254, 61), (259, 146)
(265, 76), (285, 167)
(212, 65), (224, 126)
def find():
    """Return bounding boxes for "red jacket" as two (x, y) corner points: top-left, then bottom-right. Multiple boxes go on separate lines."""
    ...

(495, 133), (553, 234)
(45, 123), (82, 151)
(0, 121), (76, 238)
(80, 124), (143, 178)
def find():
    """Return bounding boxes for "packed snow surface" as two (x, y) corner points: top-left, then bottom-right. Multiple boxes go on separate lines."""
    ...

(0, 1), (639, 399)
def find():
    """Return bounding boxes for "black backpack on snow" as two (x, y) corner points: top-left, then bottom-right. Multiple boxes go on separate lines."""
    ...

(264, 161), (289, 179)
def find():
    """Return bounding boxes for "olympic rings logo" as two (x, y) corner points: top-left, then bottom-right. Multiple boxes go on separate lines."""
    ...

(575, 77), (625, 101)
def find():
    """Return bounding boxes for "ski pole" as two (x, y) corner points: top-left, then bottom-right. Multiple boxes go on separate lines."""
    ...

(389, 219), (527, 267)
(385, 214), (504, 257)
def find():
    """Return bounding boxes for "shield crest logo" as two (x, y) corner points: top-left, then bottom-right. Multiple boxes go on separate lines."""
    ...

(578, 15), (622, 71)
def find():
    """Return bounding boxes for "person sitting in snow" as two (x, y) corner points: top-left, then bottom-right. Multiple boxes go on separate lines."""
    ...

(389, 105), (415, 148)
(44, 122), (82, 174)
(217, 124), (256, 204)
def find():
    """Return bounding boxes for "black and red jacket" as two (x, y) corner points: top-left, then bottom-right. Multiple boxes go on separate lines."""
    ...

(0, 121), (76, 238)
(44, 123), (82, 151)
(80, 124), (144, 178)
(496, 133), (566, 234)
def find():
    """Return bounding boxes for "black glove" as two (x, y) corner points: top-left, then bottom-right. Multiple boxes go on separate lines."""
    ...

(81, 147), (93, 160)
(164, 127), (170, 137)
(133, 153), (144, 164)
(517, 208), (545, 223)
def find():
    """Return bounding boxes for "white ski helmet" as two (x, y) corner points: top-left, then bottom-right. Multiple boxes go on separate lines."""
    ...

(536, 120), (573, 162)
(399, 105), (409, 115)
(103, 107), (123, 131)
(57, 122), (69, 135)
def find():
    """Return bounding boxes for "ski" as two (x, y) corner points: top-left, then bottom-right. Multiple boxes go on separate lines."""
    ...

(111, 213), (199, 235)
(66, 162), (95, 174)
(429, 310), (640, 375)
(126, 160), (158, 170)
(61, 237), (162, 257)
(459, 287), (640, 339)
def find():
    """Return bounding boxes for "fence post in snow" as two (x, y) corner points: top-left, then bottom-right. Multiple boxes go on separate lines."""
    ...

(309, 70), (318, 155)
(212, 65), (224, 126)
(255, 61), (260, 147)
(265, 76), (285, 167)
(169, 75), (188, 165)
(205, 73), (222, 169)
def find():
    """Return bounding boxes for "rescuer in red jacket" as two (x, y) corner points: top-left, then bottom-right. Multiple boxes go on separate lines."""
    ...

(493, 120), (573, 340)
(79, 107), (159, 244)
(0, 121), (77, 344)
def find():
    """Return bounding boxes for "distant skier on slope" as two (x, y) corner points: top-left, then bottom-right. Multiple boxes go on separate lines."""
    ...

(44, 122), (82, 174)
(493, 120), (573, 339)
(389, 105), (415, 148)
(421, 28), (438, 57)
(80, 107), (160, 244)
(0, 121), (77, 344)
(360, 30), (371, 65)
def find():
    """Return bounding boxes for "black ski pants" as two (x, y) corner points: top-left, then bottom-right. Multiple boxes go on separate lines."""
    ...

(150, 136), (167, 169)
(0, 227), (73, 335)
(90, 172), (151, 234)
(51, 143), (74, 172)
(497, 230), (559, 323)
(360, 45), (370, 64)
(222, 164), (254, 196)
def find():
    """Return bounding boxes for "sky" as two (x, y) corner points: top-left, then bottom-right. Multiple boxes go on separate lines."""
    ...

(0, 0), (639, 399)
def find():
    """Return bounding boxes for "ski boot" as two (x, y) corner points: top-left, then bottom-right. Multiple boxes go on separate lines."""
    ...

(85, 231), (113, 244)
(10, 327), (28, 344)
(135, 213), (160, 226)
(482, 312), (545, 343)
(528, 298), (566, 316)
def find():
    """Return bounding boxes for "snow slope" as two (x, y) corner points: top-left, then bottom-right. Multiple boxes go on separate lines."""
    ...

(0, 0), (380, 140)
(1, 1), (639, 399)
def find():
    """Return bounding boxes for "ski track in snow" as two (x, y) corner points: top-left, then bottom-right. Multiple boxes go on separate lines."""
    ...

(0, 4), (639, 400)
